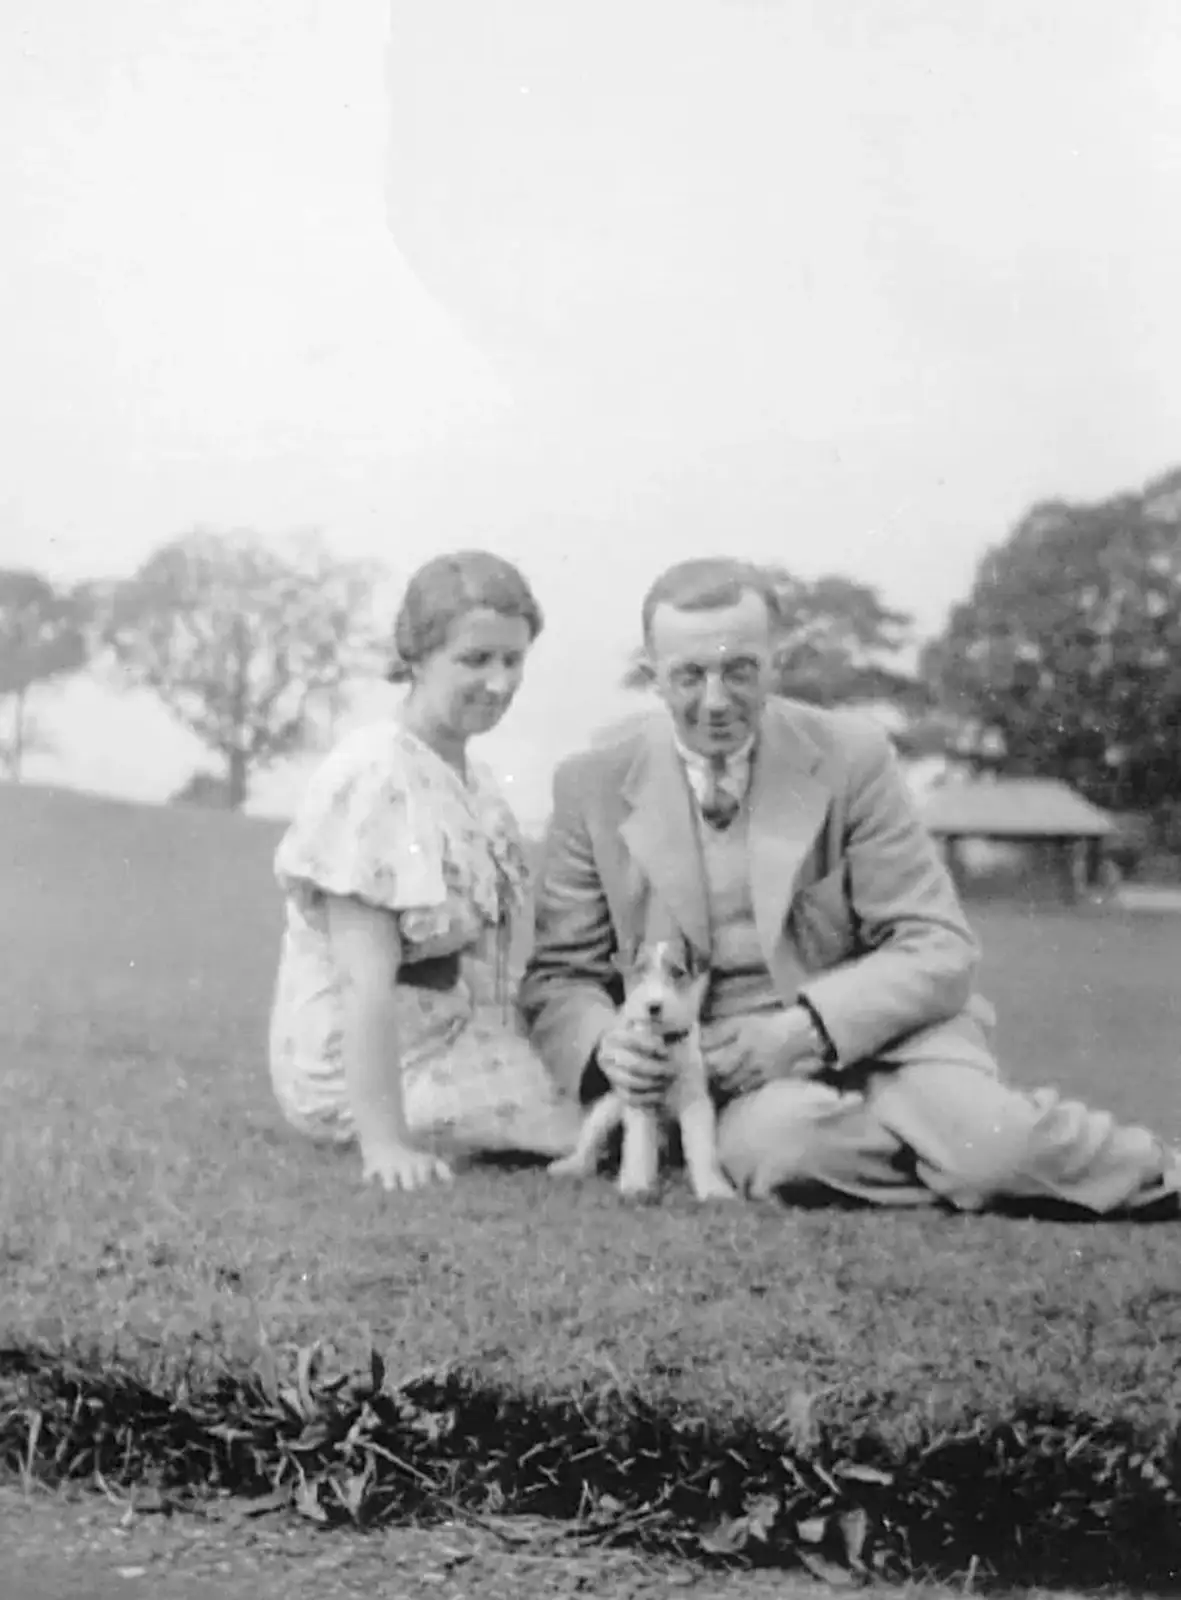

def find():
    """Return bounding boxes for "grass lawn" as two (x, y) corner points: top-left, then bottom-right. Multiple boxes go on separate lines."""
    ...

(2, 783), (1180, 1592)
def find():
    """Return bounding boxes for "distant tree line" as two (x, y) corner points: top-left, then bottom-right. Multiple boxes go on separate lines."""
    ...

(1, 529), (385, 808)
(4, 464), (1180, 828)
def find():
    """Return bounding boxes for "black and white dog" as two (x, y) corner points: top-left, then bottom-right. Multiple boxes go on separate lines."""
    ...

(548, 939), (736, 1201)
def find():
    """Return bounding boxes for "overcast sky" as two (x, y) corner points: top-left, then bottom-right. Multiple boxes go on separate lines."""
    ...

(2, 0), (1179, 824)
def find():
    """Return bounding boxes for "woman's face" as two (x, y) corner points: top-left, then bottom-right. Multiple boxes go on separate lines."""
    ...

(411, 606), (533, 739)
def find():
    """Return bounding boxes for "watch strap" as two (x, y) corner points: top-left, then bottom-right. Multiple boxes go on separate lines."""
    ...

(797, 996), (838, 1066)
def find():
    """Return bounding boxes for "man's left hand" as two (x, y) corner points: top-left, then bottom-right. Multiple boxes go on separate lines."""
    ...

(703, 1007), (829, 1097)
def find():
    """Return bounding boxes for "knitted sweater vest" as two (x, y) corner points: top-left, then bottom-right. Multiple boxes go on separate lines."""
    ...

(695, 808), (793, 1020)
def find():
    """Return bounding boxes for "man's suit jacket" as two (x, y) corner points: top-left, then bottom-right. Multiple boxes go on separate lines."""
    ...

(518, 699), (997, 1099)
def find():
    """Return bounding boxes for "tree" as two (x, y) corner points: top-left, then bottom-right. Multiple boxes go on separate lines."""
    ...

(623, 566), (930, 714)
(0, 569), (89, 781)
(922, 469), (1181, 819)
(104, 530), (387, 810)
(168, 770), (233, 809)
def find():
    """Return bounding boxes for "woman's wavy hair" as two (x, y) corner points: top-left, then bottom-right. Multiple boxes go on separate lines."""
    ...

(386, 550), (544, 682)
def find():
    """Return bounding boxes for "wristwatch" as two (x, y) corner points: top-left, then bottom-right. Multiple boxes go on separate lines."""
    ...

(797, 997), (838, 1066)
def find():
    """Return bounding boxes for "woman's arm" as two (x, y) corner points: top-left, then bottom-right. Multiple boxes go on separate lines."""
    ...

(325, 894), (452, 1190)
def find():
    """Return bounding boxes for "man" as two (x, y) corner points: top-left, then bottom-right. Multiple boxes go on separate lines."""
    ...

(519, 558), (1180, 1217)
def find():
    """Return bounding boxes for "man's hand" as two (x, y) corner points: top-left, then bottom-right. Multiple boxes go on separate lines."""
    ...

(597, 1015), (679, 1108)
(704, 1007), (829, 1097)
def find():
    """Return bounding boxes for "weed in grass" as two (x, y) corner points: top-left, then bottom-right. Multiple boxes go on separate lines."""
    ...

(2, 1339), (1180, 1591)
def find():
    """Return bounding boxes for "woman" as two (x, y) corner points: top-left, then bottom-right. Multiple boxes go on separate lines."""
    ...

(268, 550), (581, 1191)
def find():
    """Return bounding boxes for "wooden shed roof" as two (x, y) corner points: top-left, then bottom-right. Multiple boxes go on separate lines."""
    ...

(921, 778), (1115, 839)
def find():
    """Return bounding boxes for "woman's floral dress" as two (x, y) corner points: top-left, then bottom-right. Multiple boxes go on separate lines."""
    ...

(268, 720), (581, 1157)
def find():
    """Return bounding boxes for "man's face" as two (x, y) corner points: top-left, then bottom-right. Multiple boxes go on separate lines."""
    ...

(646, 589), (778, 758)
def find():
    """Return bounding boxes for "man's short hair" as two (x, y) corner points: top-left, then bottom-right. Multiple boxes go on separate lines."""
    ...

(640, 558), (783, 644)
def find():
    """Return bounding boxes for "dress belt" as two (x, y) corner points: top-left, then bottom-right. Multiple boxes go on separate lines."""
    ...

(396, 952), (461, 992)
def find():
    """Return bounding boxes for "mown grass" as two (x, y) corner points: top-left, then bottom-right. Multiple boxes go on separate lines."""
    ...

(1, 783), (1180, 1589)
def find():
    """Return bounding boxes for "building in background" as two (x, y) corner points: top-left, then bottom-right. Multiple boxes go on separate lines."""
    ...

(921, 778), (1116, 907)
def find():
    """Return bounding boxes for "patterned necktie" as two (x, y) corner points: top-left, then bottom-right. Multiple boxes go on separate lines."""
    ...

(700, 753), (741, 830)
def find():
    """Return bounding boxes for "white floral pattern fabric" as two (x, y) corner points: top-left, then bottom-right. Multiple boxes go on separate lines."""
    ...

(267, 719), (581, 1158)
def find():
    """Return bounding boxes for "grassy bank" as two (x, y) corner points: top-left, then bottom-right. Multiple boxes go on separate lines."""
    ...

(2, 784), (1179, 1589)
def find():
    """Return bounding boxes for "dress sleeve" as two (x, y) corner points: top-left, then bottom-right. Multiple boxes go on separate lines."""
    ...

(274, 732), (449, 917)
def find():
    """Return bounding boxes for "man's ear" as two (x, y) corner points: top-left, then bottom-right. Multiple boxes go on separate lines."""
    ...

(629, 651), (656, 689)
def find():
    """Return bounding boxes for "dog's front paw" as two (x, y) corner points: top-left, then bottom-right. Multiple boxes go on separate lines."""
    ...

(548, 1152), (594, 1180)
(617, 1173), (660, 1202)
(691, 1169), (738, 1202)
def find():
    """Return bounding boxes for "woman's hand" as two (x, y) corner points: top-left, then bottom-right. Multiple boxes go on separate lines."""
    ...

(362, 1141), (453, 1192)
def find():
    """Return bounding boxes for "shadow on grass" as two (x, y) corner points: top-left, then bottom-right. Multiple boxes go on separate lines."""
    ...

(1, 1339), (1179, 1594)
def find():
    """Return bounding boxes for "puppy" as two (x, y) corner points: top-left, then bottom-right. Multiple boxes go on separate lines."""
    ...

(548, 939), (736, 1201)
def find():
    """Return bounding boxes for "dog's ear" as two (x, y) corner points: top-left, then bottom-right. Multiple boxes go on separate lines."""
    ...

(686, 967), (711, 1009)
(682, 942), (708, 980)
(679, 943), (710, 1007)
